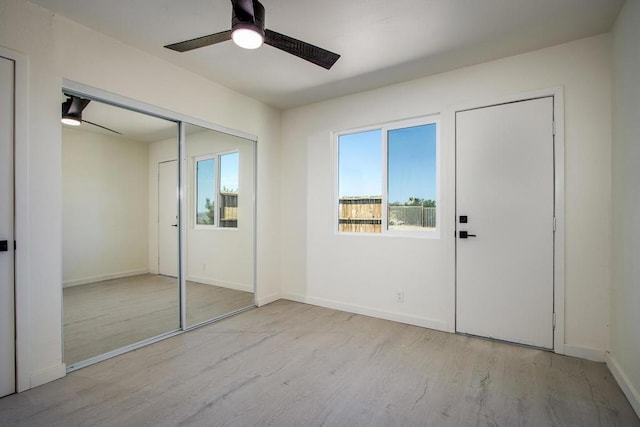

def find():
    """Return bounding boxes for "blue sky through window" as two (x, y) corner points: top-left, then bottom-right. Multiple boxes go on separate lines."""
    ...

(388, 124), (436, 204)
(338, 129), (382, 198)
(338, 124), (436, 203)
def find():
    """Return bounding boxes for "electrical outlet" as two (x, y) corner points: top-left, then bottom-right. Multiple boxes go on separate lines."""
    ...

(395, 290), (404, 303)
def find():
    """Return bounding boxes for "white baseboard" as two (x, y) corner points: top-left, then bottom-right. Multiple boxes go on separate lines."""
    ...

(187, 275), (253, 293)
(63, 269), (149, 288)
(606, 352), (640, 418)
(563, 344), (606, 362)
(283, 293), (448, 332)
(30, 362), (66, 389)
(256, 293), (281, 307)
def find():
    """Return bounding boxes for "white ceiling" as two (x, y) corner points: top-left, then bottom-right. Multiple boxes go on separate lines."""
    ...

(37, 0), (623, 110)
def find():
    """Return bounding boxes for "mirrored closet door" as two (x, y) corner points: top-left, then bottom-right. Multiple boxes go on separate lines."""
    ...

(183, 123), (255, 327)
(62, 93), (180, 368)
(61, 87), (257, 370)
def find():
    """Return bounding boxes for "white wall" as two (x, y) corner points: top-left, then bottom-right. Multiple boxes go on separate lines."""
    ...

(62, 127), (149, 287)
(610, 0), (640, 416)
(0, 0), (281, 390)
(281, 34), (612, 358)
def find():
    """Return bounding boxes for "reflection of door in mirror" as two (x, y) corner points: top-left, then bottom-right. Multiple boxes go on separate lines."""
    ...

(158, 160), (178, 277)
(185, 124), (255, 327)
(62, 94), (180, 367)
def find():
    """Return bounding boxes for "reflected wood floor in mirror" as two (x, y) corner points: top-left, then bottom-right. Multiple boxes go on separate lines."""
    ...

(63, 273), (254, 365)
(4, 300), (639, 426)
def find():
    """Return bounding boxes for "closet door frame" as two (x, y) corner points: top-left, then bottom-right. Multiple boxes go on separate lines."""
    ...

(1, 46), (29, 393)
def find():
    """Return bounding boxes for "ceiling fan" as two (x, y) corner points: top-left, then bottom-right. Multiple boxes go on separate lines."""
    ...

(61, 95), (121, 135)
(164, 0), (340, 70)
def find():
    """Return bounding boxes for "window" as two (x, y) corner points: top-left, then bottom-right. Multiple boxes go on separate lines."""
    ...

(337, 116), (439, 235)
(195, 152), (239, 228)
(338, 130), (382, 233)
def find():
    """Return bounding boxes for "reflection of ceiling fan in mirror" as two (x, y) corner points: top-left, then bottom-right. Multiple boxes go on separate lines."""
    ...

(61, 94), (122, 135)
(164, 0), (340, 70)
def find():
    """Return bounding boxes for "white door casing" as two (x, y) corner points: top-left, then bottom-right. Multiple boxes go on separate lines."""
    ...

(456, 97), (555, 349)
(158, 160), (178, 277)
(0, 55), (16, 397)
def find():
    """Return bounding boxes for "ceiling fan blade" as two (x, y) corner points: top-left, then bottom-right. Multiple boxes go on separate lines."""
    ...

(264, 29), (340, 70)
(82, 120), (122, 135)
(231, 0), (255, 22)
(165, 30), (232, 52)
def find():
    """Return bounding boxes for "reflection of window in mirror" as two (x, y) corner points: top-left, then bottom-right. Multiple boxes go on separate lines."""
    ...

(196, 156), (216, 226)
(195, 151), (239, 229)
(220, 152), (239, 228)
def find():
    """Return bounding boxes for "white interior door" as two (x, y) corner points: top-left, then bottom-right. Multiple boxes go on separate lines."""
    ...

(0, 56), (16, 397)
(456, 97), (555, 349)
(158, 160), (178, 277)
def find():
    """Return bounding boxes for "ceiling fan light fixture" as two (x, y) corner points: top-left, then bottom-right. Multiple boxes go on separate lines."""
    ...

(62, 95), (89, 126)
(61, 115), (81, 126)
(232, 27), (264, 49)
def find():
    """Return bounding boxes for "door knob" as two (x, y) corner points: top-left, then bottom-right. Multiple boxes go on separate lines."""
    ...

(171, 224), (178, 227)
(459, 231), (476, 239)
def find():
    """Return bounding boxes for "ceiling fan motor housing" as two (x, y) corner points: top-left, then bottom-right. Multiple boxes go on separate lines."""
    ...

(232, 0), (265, 38)
(62, 96), (90, 122)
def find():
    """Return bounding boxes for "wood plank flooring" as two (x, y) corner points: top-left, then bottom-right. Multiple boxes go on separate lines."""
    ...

(64, 274), (254, 365)
(3, 300), (638, 426)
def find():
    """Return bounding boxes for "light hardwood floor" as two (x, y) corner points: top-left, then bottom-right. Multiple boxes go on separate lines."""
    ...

(3, 300), (638, 426)
(64, 274), (254, 365)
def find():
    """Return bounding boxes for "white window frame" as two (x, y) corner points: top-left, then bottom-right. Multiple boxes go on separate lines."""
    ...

(193, 150), (239, 230)
(335, 114), (441, 238)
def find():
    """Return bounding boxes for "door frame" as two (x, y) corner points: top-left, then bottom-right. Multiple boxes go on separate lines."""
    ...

(0, 52), (16, 398)
(449, 87), (565, 355)
(0, 46), (30, 392)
